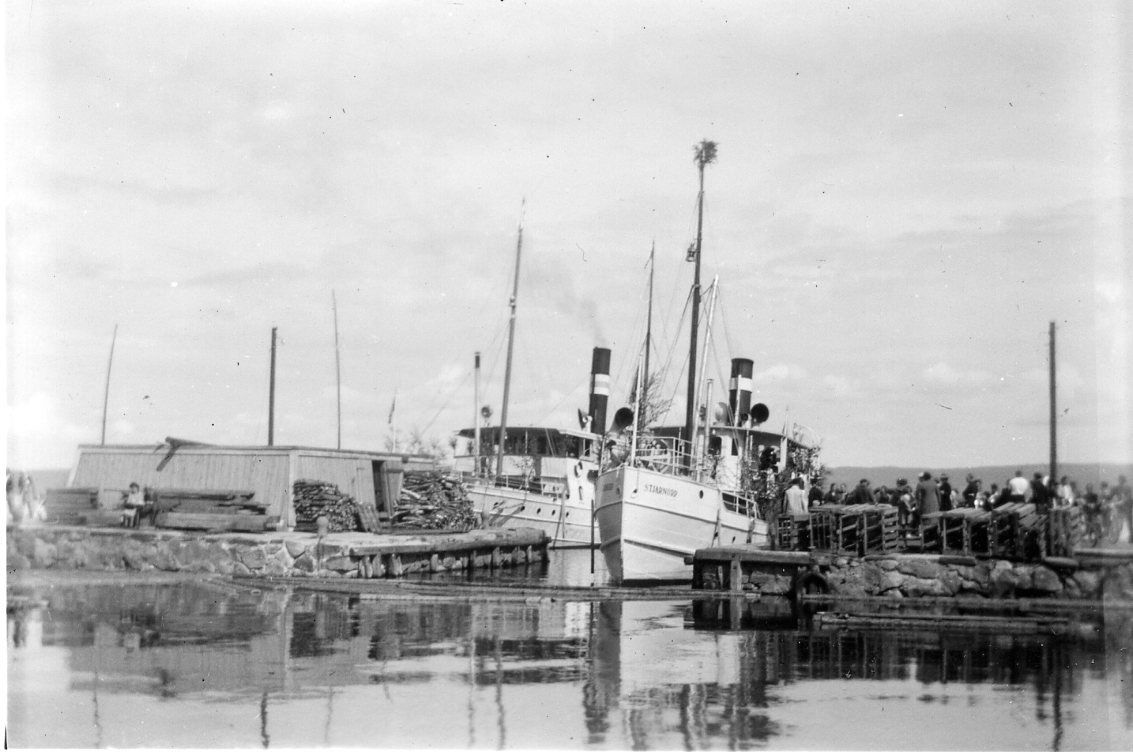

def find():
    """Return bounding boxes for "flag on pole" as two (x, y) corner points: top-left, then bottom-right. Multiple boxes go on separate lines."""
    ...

(388, 389), (397, 425)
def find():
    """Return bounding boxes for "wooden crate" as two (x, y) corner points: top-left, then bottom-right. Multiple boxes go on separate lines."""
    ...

(939, 510), (967, 553)
(878, 505), (902, 552)
(965, 509), (994, 557)
(1046, 506), (1081, 557)
(808, 510), (834, 551)
(833, 504), (864, 555)
(858, 506), (888, 554)
(990, 503), (1023, 558)
(918, 512), (943, 552)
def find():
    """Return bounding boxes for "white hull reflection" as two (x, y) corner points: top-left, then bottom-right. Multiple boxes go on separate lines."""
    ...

(596, 464), (767, 583)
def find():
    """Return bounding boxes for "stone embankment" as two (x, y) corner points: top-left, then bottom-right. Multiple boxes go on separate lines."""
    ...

(6, 525), (548, 579)
(824, 553), (1130, 600)
(694, 546), (1133, 601)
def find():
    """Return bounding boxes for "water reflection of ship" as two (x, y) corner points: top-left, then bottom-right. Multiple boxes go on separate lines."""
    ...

(18, 582), (592, 695)
(9, 581), (1132, 747)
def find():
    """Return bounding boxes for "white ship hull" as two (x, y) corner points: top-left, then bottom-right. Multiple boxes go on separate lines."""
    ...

(595, 465), (767, 583)
(467, 460), (597, 548)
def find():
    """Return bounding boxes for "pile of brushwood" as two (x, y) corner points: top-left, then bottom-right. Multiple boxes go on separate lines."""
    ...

(392, 471), (479, 531)
(293, 479), (360, 533)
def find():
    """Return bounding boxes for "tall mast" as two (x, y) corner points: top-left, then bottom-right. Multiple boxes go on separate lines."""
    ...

(100, 323), (118, 445)
(692, 277), (721, 475)
(332, 291), (342, 450)
(496, 207), (525, 478)
(474, 351), (482, 477)
(1049, 321), (1057, 485)
(686, 140), (717, 450)
(644, 242), (654, 412)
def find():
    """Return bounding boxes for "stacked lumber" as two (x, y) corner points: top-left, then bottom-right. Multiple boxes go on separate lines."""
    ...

(153, 489), (264, 515)
(292, 480), (361, 533)
(153, 488), (276, 533)
(42, 488), (99, 525)
(391, 471), (478, 531)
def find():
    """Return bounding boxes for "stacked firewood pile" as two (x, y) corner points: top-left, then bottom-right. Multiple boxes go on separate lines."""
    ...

(391, 471), (478, 531)
(293, 479), (361, 533)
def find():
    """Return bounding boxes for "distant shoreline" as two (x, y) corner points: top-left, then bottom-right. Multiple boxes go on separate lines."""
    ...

(824, 461), (1133, 489)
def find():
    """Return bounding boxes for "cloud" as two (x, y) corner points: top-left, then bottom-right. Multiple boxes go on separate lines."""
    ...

(823, 375), (853, 397)
(922, 362), (994, 387)
(756, 363), (809, 382)
(6, 392), (92, 469)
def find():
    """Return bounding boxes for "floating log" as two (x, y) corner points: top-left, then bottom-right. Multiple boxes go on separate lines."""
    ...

(812, 610), (1078, 636)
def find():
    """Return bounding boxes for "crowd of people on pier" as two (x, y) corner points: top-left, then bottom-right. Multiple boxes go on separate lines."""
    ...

(802, 471), (1133, 541)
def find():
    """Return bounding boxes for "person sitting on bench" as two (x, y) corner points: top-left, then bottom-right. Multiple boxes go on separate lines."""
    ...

(122, 482), (146, 527)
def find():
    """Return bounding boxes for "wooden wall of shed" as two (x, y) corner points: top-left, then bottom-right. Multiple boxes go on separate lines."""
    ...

(71, 450), (293, 517)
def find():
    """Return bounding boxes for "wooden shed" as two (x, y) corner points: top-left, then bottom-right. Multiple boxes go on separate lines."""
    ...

(67, 443), (435, 529)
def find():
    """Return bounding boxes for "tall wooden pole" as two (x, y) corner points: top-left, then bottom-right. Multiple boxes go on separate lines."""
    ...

(474, 351), (481, 477)
(333, 291), (342, 450)
(1049, 321), (1057, 485)
(685, 140), (716, 454)
(268, 327), (277, 446)
(496, 209), (524, 478)
(686, 161), (705, 447)
(644, 243), (654, 412)
(100, 324), (118, 445)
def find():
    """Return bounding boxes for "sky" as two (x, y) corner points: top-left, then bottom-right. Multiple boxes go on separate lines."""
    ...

(5, 0), (1131, 472)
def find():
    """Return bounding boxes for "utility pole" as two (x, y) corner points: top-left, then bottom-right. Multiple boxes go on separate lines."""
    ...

(1049, 321), (1057, 485)
(268, 327), (277, 446)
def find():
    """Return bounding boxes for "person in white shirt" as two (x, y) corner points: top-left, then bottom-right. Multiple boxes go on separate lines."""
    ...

(1007, 471), (1030, 503)
(783, 477), (809, 516)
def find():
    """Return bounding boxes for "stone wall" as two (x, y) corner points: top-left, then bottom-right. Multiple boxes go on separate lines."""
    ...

(704, 551), (1133, 601)
(5, 526), (543, 579)
(826, 553), (1132, 600)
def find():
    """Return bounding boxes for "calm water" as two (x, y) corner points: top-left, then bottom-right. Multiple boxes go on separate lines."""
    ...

(7, 550), (1133, 750)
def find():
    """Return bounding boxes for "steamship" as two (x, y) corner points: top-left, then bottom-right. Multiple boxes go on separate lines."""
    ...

(595, 140), (819, 583)
(595, 357), (806, 582)
(453, 348), (614, 548)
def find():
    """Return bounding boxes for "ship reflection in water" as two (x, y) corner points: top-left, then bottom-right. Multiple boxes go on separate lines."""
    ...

(7, 576), (1133, 749)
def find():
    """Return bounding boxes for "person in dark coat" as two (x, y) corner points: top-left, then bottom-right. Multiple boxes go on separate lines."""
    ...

(808, 482), (825, 509)
(939, 474), (953, 512)
(846, 478), (873, 506)
(916, 472), (941, 516)
(962, 473), (979, 507)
